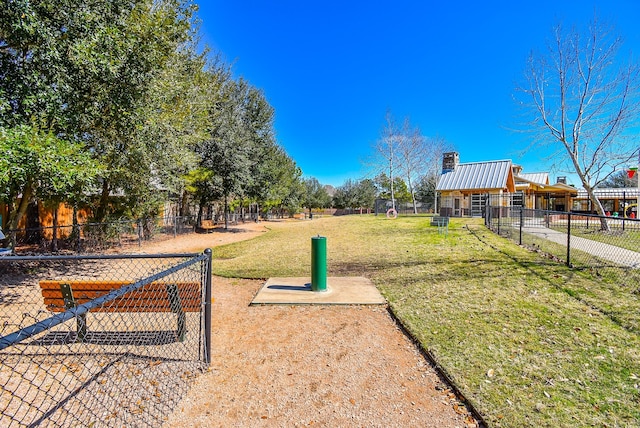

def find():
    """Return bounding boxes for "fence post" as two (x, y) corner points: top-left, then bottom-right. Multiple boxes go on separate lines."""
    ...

(484, 194), (489, 227)
(566, 212), (571, 267)
(74, 223), (81, 252)
(204, 248), (213, 366)
(137, 219), (142, 247)
(519, 207), (523, 245)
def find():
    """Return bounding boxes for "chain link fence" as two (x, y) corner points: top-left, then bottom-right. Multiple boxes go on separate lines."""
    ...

(485, 202), (640, 332)
(2, 216), (196, 254)
(373, 199), (434, 216)
(0, 251), (212, 427)
(486, 204), (640, 269)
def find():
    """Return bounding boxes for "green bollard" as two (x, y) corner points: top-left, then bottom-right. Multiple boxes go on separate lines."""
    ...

(311, 236), (327, 292)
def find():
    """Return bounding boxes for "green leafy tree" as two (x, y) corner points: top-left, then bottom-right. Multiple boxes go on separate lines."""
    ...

(354, 179), (378, 210)
(0, 125), (100, 245)
(184, 167), (220, 225)
(333, 179), (377, 211)
(80, 1), (198, 222)
(136, 46), (215, 218)
(196, 78), (286, 227)
(250, 145), (303, 217)
(0, 0), (199, 223)
(302, 178), (332, 216)
(414, 174), (438, 209)
(375, 174), (411, 204)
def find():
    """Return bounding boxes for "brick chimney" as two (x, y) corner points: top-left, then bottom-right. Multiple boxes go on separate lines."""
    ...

(442, 152), (459, 174)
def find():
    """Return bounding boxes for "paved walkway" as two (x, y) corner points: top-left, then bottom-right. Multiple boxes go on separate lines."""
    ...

(521, 223), (640, 268)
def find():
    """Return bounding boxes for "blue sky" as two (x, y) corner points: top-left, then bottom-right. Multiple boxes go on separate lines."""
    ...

(196, 1), (640, 187)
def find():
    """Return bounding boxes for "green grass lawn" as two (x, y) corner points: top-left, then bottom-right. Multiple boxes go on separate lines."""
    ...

(514, 229), (640, 336)
(211, 215), (640, 427)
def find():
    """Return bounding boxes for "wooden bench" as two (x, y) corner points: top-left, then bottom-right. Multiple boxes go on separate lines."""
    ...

(38, 280), (201, 342)
(199, 219), (216, 233)
(430, 216), (450, 227)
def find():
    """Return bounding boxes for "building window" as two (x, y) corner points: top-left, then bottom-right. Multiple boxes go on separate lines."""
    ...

(513, 192), (524, 207)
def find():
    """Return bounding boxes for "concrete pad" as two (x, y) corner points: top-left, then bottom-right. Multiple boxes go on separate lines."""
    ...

(251, 277), (386, 306)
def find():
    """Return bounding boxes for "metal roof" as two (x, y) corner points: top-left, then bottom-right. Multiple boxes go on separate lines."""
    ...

(576, 188), (640, 198)
(436, 160), (512, 191)
(516, 173), (549, 186)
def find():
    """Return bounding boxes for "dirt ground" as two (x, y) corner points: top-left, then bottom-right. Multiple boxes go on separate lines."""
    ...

(127, 221), (478, 428)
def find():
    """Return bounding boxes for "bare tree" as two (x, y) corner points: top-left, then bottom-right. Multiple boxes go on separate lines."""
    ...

(421, 135), (452, 212)
(397, 119), (423, 214)
(519, 17), (640, 230)
(369, 112), (453, 214)
(397, 120), (454, 214)
(372, 111), (400, 211)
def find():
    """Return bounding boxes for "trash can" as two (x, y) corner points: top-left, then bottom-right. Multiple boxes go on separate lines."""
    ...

(311, 236), (327, 291)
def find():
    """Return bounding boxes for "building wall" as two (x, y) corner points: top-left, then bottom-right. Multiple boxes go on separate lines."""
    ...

(438, 189), (577, 216)
(439, 189), (505, 217)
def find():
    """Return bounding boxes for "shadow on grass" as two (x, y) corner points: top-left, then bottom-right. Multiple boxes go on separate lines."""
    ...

(468, 226), (640, 336)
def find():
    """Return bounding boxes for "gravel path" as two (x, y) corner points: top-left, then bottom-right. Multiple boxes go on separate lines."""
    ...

(140, 222), (478, 427)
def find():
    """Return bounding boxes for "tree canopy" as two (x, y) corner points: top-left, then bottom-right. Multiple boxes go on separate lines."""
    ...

(302, 178), (332, 214)
(0, 125), (100, 230)
(0, 0), (306, 233)
(368, 111), (452, 213)
(332, 179), (377, 210)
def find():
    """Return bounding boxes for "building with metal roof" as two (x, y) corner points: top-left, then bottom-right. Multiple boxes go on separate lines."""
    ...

(436, 152), (577, 217)
(516, 172), (549, 186)
(436, 160), (515, 193)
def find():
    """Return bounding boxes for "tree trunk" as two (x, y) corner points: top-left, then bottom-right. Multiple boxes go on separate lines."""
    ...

(584, 185), (610, 231)
(95, 180), (110, 223)
(197, 197), (205, 227)
(51, 205), (59, 252)
(180, 189), (190, 218)
(72, 202), (81, 251)
(26, 200), (42, 245)
(7, 181), (34, 232)
(224, 195), (229, 229)
(407, 175), (418, 215)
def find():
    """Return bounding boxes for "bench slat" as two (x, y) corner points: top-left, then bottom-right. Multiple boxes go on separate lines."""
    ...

(44, 302), (200, 312)
(43, 297), (201, 311)
(39, 281), (201, 313)
(38, 281), (198, 290)
(40, 289), (200, 301)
